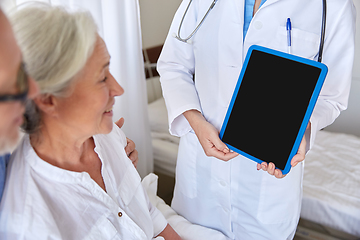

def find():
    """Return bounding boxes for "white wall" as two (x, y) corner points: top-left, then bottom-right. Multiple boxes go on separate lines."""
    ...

(139, 0), (181, 49)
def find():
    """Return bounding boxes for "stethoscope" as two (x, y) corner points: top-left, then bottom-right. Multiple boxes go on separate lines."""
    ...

(175, 0), (327, 63)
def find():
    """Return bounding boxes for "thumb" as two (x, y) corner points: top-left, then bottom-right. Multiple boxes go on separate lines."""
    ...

(115, 117), (125, 129)
(211, 134), (230, 153)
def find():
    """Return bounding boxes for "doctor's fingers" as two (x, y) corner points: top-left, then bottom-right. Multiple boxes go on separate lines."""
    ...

(274, 169), (285, 178)
(268, 163), (287, 179)
(267, 162), (276, 175)
(128, 149), (139, 168)
(259, 162), (286, 178)
(257, 163), (262, 170)
(202, 137), (239, 161)
(208, 132), (233, 155)
(125, 138), (139, 168)
(291, 152), (305, 168)
(199, 134), (227, 155)
(260, 162), (268, 171)
(125, 137), (136, 155)
(115, 117), (125, 129)
(291, 135), (307, 167)
(206, 147), (239, 161)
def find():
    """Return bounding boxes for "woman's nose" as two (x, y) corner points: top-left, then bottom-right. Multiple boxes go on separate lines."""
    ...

(27, 76), (39, 99)
(109, 73), (124, 97)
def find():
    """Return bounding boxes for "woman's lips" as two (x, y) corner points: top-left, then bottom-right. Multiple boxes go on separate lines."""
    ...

(104, 106), (113, 116)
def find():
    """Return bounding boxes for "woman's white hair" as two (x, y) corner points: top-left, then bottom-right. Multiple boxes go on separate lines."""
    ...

(9, 3), (98, 133)
(10, 3), (98, 95)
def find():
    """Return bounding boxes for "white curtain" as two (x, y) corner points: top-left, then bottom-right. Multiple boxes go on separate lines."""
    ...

(2, 0), (153, 178)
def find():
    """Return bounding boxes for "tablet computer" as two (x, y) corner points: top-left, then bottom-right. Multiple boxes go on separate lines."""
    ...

(219, 45), (328, 175)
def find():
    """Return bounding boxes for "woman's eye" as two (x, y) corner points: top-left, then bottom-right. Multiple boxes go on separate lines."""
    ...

(101, 77), (107, 82)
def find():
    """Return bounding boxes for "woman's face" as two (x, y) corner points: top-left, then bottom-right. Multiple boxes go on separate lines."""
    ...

(54, 36), (124, 137)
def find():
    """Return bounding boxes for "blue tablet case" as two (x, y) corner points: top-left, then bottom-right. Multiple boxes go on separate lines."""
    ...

(220, 45), (328, 175)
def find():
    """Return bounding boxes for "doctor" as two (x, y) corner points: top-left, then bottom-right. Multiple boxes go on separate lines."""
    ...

(157, 0), (356, 239)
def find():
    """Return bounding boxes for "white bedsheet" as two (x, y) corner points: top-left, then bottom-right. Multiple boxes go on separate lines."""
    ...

(301, 130), (360, 236)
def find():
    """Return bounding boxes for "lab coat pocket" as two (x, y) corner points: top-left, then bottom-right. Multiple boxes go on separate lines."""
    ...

(271, 26), (320, 60)
(175, 132), (199, 198)
(257, 163), (303, 224)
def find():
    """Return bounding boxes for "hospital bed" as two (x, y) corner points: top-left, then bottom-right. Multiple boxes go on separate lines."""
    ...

(142, 173), (229, 240)
(146, 77), (360, 238)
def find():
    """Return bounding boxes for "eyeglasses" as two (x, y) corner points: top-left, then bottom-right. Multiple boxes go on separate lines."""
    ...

(0, 63), (29, 103)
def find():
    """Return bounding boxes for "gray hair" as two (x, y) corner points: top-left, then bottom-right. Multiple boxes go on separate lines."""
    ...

(10, 4), (98, 134)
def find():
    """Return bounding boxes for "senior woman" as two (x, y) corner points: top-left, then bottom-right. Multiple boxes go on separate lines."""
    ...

(0, 5), (181, 240)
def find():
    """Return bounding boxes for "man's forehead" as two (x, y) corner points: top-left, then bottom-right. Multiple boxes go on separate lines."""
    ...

(0, 9), (17, 54)
(0, 8), (21, 89)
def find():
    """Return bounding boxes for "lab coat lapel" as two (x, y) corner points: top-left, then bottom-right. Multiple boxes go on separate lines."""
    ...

(259, 0), (281, 10)
(233, 0), (244, 21)
(216, 0), (244, 107)
(216, 0), (283, 108)
(218, 0), (244, 64)
(233, 0), (282, 19)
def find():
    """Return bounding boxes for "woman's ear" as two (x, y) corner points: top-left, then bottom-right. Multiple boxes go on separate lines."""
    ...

(33, 94), (57, 116)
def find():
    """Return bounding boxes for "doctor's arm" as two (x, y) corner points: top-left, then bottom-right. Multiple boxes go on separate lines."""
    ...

(306, 0), (355, 148)
(184, 110), (239, 161)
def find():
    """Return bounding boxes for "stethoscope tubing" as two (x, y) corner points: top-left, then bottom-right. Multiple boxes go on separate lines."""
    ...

(175, 0), (217, 43)
(175, 0), (326, 62)
(318, 0), (327, 62)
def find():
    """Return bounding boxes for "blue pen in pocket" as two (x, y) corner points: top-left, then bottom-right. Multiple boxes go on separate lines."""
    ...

(286, 18), (292, 54)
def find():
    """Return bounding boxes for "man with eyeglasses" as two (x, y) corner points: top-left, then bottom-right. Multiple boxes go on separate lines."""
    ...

(0, 8), (39, 200)
(0, 7), (139, 202)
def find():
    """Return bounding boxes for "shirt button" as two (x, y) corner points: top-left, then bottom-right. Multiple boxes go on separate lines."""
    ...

(253, 21), (263, 30)
(220, 181), (227, 187)
(118, 212), (122, 217)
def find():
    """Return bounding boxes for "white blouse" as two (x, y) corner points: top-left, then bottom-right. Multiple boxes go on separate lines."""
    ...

(0, 124), (167, 240)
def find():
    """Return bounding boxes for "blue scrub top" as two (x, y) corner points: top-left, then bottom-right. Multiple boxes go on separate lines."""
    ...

(0, 153), (10, 200)
(244, 0), (267, 39)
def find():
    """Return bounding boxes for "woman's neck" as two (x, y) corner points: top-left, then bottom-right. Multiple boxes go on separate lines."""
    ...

(30, 120), (107, 192)
(30, 122), (94, 171)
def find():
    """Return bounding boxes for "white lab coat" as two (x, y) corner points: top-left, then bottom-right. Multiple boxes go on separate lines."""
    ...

(157, 0), (356, 239)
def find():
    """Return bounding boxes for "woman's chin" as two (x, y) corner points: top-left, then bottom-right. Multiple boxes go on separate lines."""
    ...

(99, 121), (114, 135)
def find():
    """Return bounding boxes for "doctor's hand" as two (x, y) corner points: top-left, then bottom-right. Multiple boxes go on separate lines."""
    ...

(115, 117), (139, 168)
(257, 122), (310, 178)
(183, 110), (239, 161)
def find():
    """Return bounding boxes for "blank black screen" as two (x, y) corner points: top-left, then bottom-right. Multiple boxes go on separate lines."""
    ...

(222, 50), (321, 170)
